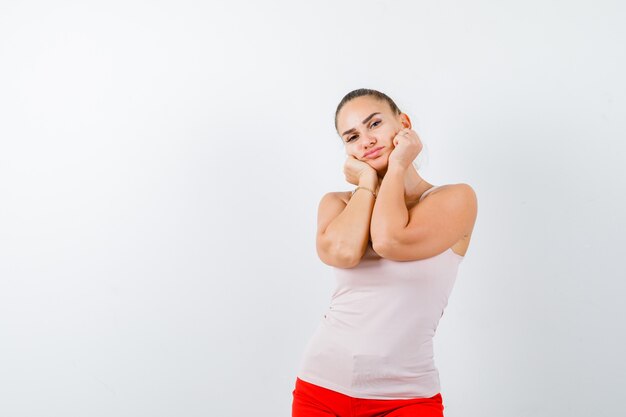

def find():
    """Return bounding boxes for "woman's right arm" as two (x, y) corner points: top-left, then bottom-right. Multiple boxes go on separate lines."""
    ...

(316, 175), (379, 268)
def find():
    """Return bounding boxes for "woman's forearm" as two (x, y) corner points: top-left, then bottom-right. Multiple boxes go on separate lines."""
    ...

(324, 176), (378, 263)
(370, 164), (408, 248)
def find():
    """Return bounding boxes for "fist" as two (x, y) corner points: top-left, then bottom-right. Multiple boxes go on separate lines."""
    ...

(389, 127), (423, 170)
(343, 155), (377, 186)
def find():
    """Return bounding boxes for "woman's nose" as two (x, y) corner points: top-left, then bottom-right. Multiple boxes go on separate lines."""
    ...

(362, 135), (376, 147)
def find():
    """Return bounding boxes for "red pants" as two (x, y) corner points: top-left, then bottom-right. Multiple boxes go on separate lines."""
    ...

(292, 377), (445, 417)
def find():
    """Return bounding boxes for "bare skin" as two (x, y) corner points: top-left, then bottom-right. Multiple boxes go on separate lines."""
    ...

(335, 186), (473, 257)
(321, 95), (476, 264)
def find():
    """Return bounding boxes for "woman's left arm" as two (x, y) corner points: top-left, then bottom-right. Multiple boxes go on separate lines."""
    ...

(369, 163), (411, 250)
(371, 164), (477, 261)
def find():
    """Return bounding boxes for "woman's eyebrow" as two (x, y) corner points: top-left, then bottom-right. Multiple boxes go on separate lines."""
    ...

(341, 112), (381, 137)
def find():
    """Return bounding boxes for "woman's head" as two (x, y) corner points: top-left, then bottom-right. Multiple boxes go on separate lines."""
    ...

(334, 88), (412, 172)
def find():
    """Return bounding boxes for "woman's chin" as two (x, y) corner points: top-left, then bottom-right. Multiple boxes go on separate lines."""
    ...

(369, 159), (390, 175)
(370, 155), (390, 166)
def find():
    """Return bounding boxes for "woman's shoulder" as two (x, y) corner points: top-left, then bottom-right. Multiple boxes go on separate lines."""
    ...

(418, 183), (476, 209)
(432, 182), (473, 189)
(419, 182), (477, 221)
(427, 183), (475, 197)
(316, 191), (352, 209)
(318, 190), (352, 203)
(335, 190), (353, 205)
(323, 183), (476, 205)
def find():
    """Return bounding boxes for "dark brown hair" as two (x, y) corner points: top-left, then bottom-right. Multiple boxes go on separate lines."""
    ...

(334, 88), (402, 137)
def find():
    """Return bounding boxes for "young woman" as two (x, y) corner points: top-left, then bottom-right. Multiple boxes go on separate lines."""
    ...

(291, 89), (478, 417)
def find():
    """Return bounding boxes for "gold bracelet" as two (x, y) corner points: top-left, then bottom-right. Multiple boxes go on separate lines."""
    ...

(352, 186), (377, 199)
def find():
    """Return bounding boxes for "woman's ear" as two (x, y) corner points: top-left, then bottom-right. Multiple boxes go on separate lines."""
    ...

(400, 113), (412, 129)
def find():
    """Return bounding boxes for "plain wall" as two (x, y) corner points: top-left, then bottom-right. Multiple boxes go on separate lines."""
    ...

(1, 1), (625, 416)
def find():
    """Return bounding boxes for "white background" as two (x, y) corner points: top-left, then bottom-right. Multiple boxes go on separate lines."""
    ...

(1, 1), (625, 416)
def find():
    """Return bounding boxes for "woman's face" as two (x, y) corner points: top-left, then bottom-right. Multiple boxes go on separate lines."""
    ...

(336, 96), (410, 171)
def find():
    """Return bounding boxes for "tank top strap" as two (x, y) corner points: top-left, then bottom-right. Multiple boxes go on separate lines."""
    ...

(418, 185), (440, 202)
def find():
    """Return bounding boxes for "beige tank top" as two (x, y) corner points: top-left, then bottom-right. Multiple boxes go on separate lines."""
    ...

(296, 185), (464, 399)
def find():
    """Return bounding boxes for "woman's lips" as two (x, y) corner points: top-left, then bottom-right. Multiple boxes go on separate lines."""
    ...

(364, 147), (384, 158)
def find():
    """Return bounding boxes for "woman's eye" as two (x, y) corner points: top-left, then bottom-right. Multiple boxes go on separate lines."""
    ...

(346, 121), (380, 142)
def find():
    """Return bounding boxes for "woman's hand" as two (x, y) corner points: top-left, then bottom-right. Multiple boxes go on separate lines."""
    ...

(389, 127), (423, 170)
(343, 155), (378, 186)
